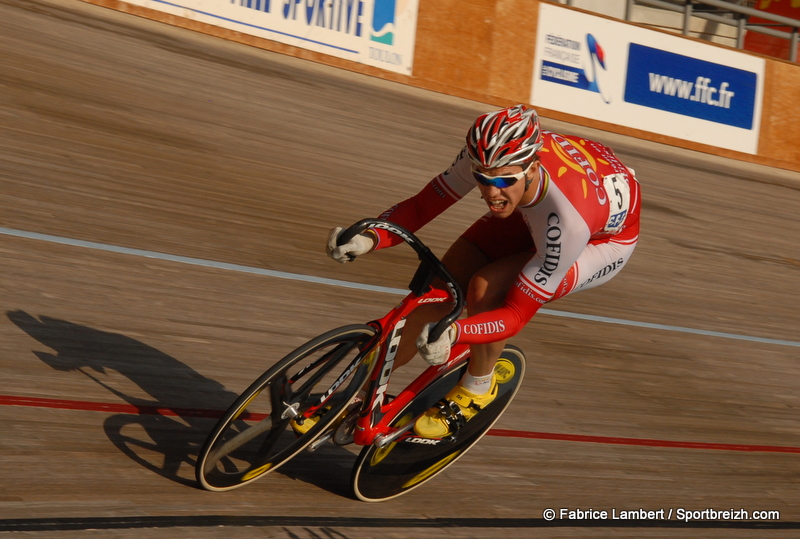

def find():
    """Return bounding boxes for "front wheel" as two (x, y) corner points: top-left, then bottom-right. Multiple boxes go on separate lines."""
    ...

(196, 324), (376, 491)
(351, 345), (526, 502)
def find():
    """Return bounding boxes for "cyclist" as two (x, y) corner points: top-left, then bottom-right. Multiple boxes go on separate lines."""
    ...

(327, 104), (641, 438)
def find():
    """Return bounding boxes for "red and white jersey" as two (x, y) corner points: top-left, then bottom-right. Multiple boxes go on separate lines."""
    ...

(372, 131), (642, 344)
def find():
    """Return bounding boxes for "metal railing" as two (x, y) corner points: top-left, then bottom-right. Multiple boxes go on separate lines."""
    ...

(624, 0), (800, 62)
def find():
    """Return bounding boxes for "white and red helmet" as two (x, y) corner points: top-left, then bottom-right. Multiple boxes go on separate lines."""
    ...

(466, 105), (543, 169)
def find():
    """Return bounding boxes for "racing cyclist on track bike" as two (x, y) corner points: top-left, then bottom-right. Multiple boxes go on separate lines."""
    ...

(326, 104), (641, 439)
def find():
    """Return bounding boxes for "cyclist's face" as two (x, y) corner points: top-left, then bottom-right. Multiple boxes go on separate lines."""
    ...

(475, 161), (539, 218)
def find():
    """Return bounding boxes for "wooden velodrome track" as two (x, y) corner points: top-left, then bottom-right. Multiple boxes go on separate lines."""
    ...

(2, 0), (799, 537)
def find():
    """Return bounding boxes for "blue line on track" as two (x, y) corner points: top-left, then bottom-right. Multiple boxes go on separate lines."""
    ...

(3, 227), (798, 348)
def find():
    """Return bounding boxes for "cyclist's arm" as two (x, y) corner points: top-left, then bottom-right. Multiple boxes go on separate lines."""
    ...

(371, 148), (475, 250)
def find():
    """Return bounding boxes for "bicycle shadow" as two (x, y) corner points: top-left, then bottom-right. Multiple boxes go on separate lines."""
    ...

(8, 310), (244, 487)
(279, 442), (360, 498)
(7, 310), (357, 496)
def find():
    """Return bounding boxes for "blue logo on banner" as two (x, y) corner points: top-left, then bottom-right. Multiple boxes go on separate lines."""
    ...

(371, 0), (396, 45)
(540, 34), (609, 103)
(624, 43), (757, 129)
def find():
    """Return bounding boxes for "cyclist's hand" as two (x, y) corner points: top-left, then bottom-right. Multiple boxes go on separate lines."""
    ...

(326, 227), (375, 263)
(417, 323), (456, 366)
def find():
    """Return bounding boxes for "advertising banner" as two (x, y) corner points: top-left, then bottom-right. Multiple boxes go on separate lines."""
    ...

(531, 3), (765, 154)
(123, 0), (419, 75)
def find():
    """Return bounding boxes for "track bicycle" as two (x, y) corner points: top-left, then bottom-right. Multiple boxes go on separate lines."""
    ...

(195, 219), (526, 501)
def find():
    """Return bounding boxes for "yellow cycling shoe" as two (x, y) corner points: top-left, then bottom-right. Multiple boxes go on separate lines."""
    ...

(413, 377), (498, 438)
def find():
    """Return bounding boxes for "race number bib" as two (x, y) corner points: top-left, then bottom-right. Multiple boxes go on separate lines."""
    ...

(602, 173), (631, 234)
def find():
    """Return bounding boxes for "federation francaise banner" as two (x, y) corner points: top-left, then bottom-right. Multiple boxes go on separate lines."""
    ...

(531, 3), (765, 154)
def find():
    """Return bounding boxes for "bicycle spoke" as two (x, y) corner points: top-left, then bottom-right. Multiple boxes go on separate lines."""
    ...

(290, 339), (364, 400)
(204, 414), (274, 469)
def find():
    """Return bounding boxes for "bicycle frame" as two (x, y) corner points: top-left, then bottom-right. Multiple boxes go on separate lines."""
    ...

(310, 219), (469, 448)
(351, 292), (472, 448)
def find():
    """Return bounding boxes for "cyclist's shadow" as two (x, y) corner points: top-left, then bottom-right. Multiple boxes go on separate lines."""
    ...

(8, 310), (357, 495)
(8, 310), (240, 488)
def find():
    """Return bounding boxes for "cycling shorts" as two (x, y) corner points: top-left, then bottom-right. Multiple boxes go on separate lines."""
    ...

(460, 211), (535, 262)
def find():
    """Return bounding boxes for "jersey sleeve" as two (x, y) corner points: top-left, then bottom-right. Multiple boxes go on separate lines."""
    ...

(371, 147), (476, 249)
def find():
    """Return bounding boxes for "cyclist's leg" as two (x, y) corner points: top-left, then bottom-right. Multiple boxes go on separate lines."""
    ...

(393, 211), (535, 370)
(464, 250), (534, 377)
(450, 211), (535, 378)
(413, 215), (534, 438)
(392, 237), (489, 370)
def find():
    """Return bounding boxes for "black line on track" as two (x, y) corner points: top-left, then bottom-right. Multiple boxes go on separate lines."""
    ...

(0, 516), (796, 531)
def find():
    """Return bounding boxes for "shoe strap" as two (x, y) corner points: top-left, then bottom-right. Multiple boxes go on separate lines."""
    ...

(435, 399), (468, 432)
(451, 392), (487, 412)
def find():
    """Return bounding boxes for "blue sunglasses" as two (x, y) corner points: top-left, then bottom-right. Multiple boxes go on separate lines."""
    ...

(472, 160), (535, 188)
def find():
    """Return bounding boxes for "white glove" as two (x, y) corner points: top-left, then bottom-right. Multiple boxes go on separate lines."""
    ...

(326, 227), (375, 263)
(417, 323), (457, 366)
